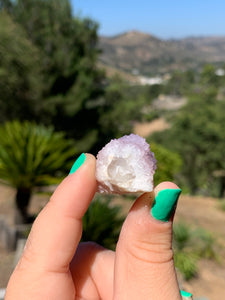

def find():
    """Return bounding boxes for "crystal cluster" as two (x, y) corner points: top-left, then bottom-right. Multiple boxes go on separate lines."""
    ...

(96, 134), (157, 194)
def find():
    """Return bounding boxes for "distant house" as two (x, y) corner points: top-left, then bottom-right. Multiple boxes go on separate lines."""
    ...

(138, 76), (163, 85)
(152, 94), (187, 110)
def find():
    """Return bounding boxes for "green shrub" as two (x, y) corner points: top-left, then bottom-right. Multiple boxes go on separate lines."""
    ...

(173, 222), (192, 251)
(173, 222), (218, 280)
(193, 228), (218, 260)
(174, 251), (198, 280)
(149, 143), (182, 185)
(82, 196), (124, 250)
(219, 199), (225, 211)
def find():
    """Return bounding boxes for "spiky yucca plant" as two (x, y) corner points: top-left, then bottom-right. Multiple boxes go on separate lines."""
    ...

(0, 121), (76, 224)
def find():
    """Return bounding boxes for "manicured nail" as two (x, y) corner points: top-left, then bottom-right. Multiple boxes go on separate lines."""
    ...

(180, 289), (193, 299)
(151, 188), (181, 222)
(69, 153), (86, 174)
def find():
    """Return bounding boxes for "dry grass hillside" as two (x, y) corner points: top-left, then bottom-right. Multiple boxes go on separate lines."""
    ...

(99, 30), (225, 75)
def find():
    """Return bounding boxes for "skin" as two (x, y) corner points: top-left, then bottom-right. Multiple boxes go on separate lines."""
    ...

(5, 154), (182, 300)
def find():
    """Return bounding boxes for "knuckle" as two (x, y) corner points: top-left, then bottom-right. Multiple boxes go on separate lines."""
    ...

(127, 239), (174, 265)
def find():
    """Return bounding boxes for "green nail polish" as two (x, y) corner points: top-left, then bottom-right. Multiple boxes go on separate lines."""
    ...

(151, 188), (181, 222)
(69, 153), (86, 174)
(180, 289), (193, 299)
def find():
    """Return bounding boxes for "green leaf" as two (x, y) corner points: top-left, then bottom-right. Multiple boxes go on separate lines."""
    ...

(0, 121), (76, 189)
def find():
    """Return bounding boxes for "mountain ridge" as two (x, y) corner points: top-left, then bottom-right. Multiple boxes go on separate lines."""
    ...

(101, 29), (225, 41)
(99, 31), (225, 75)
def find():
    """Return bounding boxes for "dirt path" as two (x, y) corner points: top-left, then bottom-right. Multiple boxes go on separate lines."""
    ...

(133, 118), (170, 137)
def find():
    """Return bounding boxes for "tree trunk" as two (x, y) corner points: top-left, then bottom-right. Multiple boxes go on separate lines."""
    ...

(219, 176), (225, 198)
(15, 187), (32, 224)
(186, 155), (198, 195)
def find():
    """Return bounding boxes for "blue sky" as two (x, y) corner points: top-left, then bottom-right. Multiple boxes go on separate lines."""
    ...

(72, 0), (225, 39)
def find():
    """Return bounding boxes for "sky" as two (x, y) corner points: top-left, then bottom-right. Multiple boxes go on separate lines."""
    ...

(72, 0), (225, 39)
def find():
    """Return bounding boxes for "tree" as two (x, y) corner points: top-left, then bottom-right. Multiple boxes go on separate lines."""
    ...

(0, 121), (76, 224)
(200, 64), (220, 87)
(152, 97), (225, 194)
(0, 11), (43, 123)
(96, 76), (146, 151)
(0, 0), (105, 152)
(10, 0), (104, 138)
(163, 69), (196, 96)
(149, 143), (182, 186)
(0, 0), (13, 11)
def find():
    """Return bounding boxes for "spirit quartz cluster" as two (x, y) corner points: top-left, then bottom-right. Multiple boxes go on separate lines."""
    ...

(96, 134), (157, 194)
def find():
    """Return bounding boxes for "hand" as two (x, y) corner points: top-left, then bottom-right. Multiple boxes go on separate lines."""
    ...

(5, 154), (183, 300)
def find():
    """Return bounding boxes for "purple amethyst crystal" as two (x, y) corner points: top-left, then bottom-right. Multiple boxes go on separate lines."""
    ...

(96, 134), (157, 194)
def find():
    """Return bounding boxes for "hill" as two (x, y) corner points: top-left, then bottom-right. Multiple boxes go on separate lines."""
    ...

(99, 31), (225, 75)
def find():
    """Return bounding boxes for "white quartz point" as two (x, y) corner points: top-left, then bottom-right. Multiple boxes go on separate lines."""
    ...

(96, 134), (157, 194)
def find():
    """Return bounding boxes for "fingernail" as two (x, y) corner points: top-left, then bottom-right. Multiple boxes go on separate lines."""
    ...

(180, 290), (193, 299)
(69, 153), (86, 174)
(151, 188), (181, 222)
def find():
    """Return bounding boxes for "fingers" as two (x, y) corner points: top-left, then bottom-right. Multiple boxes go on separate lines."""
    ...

(114, 181), (182, 300)
(70, 242), (114, 300)
(6, 154), (97, 299)
(16, 153), (97, 272)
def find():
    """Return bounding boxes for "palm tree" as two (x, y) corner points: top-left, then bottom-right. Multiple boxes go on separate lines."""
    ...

(0, 121), (76, 224)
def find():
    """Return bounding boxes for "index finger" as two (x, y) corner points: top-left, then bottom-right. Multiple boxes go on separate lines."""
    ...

(19, 153), (97, 273)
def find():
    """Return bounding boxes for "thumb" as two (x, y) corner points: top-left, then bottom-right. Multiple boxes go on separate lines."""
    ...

(114, 182), (182, 300)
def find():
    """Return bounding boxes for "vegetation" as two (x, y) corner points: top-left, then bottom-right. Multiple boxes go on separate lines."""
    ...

(149, 143), (182, 185)
(0, 0), (105, 152)
(97, 75), (147, 146)
(152, 97), (225, 195)
(100, 31), (225, 76)
(0, 11), (42, 122)
(173, 222), (218, 280)
(82, 196), (124, 250)
(0, 121), (75, 224)
(218, 199), (225, 211)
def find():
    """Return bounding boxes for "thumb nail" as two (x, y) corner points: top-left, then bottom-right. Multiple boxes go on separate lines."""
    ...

(151, 188), (181, 222)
